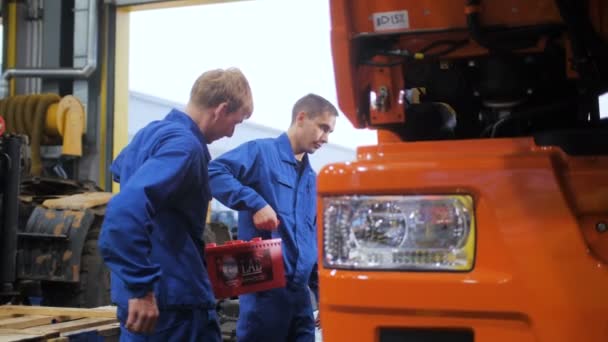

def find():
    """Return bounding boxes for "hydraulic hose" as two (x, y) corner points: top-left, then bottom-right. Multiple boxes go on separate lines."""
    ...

(30, 94), (60, 176)
(14, 95), (27, 135)
(465, 0), (494, 49)
(4, 97), (16, 134)
(23, 94), (41, 138)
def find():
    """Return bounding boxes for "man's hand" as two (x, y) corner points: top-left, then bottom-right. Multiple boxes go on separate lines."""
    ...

(253, 205), (280, 230)
(126, 291), (159, 334)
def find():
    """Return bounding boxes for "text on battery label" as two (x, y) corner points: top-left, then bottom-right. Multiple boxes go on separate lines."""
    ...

(241, 258), (262, 276)
(373, 11), (410, 32)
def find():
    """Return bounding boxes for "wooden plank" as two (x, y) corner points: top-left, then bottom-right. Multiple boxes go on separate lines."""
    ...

(96, 322), (121, 336)
(42, 192), (112, 210)
(0, 315), (55, 329)
(0, 327), (58, 341)
(0, 332), (42, 342)
(0, 305), (116, 318)
(63, 322), (120, 338)
(0, 314), (87, 329)
(24, 317), (117, 335)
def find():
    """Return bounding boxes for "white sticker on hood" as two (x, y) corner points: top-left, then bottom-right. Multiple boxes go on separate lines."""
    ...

(373, 10), (410, 32)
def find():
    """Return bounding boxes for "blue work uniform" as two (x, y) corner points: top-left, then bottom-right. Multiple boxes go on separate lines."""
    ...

(208, 133), (318, 342)
(98, 109), (220, 342)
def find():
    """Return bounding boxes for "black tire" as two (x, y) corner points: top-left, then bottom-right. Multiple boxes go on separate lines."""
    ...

(41, 224), (111, 308)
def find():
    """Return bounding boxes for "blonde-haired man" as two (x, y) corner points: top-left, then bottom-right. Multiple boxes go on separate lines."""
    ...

(99, 68), (252, 341)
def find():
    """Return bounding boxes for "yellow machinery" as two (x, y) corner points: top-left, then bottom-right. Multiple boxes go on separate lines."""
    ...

(0, 94), (85, 176)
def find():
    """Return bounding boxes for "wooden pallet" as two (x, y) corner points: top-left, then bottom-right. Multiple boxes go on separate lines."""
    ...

(0, 305), (118, 342)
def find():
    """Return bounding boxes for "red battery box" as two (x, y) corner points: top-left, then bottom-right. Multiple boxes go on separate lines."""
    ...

(205, 238), (286, 299)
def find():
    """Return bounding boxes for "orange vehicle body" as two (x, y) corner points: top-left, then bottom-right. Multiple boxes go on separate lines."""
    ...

(318, 1), (608, 341)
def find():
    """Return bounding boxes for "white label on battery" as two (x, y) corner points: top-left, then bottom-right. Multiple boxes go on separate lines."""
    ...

(373, 10), (410, 32)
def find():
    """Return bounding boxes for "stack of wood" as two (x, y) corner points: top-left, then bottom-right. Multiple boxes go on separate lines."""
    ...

(0, 305), (118, 341)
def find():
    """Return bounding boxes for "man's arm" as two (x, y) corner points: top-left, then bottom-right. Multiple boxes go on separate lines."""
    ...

(99, 137), (197, 298)
(209, 142), (281, 230)
(208, 141), (268, 212)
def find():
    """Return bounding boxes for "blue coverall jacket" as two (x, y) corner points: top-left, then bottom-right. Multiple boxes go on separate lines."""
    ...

(99, 109), (220, 341)
(208, 133), (318, 342)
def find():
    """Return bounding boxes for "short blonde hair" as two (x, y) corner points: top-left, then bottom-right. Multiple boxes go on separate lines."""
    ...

(189, 68), (253, 114)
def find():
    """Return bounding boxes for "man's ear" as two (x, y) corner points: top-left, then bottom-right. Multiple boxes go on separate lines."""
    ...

(212, 102), (229, 120)
(296, 111), (307, 125)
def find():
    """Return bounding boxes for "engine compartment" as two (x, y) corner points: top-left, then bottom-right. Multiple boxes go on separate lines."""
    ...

(332, 0), (608, 147)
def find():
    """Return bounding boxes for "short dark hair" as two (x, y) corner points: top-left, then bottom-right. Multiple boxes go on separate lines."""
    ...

(291, 93), (338, 124)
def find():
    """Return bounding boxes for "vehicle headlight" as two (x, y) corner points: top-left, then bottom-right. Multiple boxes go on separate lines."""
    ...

(323, 195), (475, 271)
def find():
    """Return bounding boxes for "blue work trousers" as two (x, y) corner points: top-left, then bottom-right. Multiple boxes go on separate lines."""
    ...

(237, 285), (315, 342)
(117, 306), (221, 342)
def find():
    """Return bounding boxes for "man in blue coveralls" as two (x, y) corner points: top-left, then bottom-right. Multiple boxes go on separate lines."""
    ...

(98, 68), (253, 341)
(208, 93), (338, 342)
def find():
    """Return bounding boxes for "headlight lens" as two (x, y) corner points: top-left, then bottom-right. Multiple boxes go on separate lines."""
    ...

(323, 195), (475, 271)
